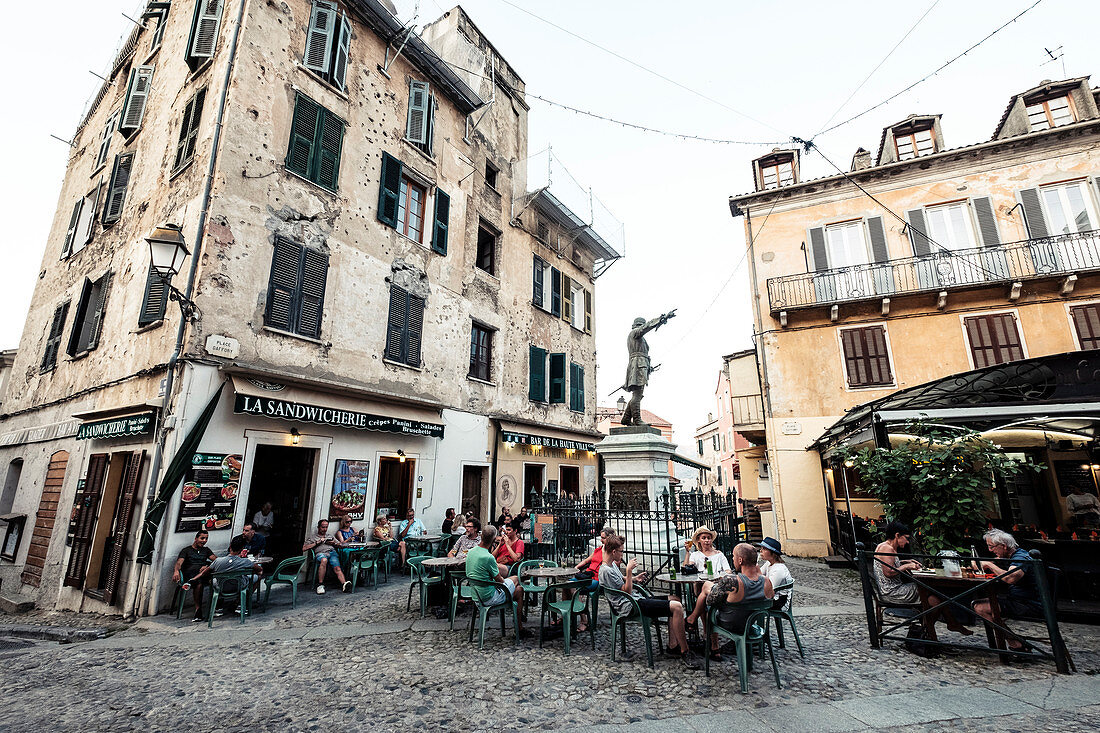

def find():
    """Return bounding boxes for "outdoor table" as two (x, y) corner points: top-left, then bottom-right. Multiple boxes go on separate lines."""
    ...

(405, 534), (442, 554)
(523, 566), (578, 580)
(422, 555), (467, 607)
(907, 569), (1006, 652)
(653, 572), (727, 616)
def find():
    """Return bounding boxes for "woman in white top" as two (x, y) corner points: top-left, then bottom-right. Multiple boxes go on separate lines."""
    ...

(757, 537), (793, 609)
(684, 526), (731, 574)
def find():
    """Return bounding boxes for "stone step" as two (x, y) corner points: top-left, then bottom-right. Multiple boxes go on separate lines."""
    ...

(0, 591), (36, 614)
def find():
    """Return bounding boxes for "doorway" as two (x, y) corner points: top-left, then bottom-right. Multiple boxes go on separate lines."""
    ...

(246, 445), (317, 560)
(376, 456), (415, 519)
(524, 464), (544, 507)
(461, 465), (486, 520)
(560, 465), (580, 499)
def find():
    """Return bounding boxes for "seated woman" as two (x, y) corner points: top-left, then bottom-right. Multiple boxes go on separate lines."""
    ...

(875, 521), (971, 635)
(684, 526), (731, 574)
(703, 543), (774, 659)
(972, 529), (1041, 652)
(572, 527), (615, 632)
(757, 537), (794, 610)
(372, 513), (406, 567)
(335, 514), (364, 544)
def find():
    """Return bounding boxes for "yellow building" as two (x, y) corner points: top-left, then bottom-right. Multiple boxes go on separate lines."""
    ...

(730, 77), (1100, 558)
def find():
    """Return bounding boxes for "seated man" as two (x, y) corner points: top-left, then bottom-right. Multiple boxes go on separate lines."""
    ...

(493, 522), (525, 575)
(231, 523), (266, 557)
(303, 519), (351, 594)
(703, 543), (775, 658)
(398, 507), (426, 541)
(972, 529), (1042, 653)
(173, 531), (216, 622)
(191, 536), (265, 616)
(465, 525), (525, 635)
(449, 517), (481, 558)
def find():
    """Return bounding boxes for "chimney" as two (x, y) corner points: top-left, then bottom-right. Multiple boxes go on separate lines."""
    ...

(850, 147), (872, 171)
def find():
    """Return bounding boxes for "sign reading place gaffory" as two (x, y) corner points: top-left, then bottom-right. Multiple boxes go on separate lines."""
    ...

(76, 412), (156, 441)
(233, 394), (444, 438)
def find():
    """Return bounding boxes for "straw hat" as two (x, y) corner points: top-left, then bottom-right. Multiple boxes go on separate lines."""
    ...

(691, 526), (716, 544)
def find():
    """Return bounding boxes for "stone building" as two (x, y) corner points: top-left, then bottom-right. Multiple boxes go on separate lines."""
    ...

(730, 76), (1100, 557)
(0, 1), (619, 615)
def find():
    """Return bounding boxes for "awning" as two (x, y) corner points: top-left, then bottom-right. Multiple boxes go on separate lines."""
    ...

(230, 376), (445, 439)
(498, 420), (599, 452)
(671, 453), (708, 471)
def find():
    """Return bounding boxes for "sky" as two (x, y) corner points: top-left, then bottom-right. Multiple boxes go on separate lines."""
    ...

(2, 0), (1096, 446)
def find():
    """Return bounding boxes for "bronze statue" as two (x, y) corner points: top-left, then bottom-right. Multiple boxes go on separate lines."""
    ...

(620, 310), (676, 426)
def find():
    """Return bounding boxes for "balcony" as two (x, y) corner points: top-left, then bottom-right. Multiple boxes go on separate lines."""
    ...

(767, 229), (1100, 313)
(731, 394), (765, 433)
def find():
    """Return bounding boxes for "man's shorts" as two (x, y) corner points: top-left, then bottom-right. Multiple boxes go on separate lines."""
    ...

(316, 551), (342, 569)
(485, 577), (516, 606)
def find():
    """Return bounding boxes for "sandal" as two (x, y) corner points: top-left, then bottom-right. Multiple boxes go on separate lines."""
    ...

(664, 644), (686, 656)
(708, 650), (723, 661)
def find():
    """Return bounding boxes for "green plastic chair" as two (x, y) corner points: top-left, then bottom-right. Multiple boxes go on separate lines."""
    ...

(602, 586), (664, 668)
(433, 535), (456, 557)
(350, 547), (381, 592)
(175, 574), (207, 619)
(539, 579), (595, 655)
(516, 559), (556, 609)
(208, 568), (256, 627)
(375, 542), (394, 582)
(406, 555), (444, 618)
(704, 599), (781, 692)
(262, 554), (307, 610)
(769, 581), (804, 658)
(448, 570), (477, 630)
(464, 576), (520, 649)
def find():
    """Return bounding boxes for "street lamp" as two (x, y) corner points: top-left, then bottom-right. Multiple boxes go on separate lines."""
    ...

(145, 223), (199, 320)
(616, 395), (626, 414)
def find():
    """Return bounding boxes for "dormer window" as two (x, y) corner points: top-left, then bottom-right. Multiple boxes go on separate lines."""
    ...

(1026, 94), (1076, 131)
(754, 150), (798, 191)
(894, 126), (935, 161)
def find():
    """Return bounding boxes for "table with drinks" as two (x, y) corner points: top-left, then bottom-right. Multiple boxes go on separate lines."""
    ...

(908, 567), (1006, 649)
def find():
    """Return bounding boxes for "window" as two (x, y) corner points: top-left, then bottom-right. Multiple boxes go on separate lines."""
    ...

(303, 1), (352, 91)
(138, 267), (169, 327)
(384, 285), (425, 367)
(173, 87), (207, 173)
(529, 345), (548, 401)
(377, 153), (449, 254)
(119, 65), (154, 136)
(285, 93), (345, 191)
(532, 256), (554, 310)
(548, 353), (566, 404)
(263, 237), (329, 338)
(1040, 180), (1097, 235)
(469, 323), (493, 381)
(697, 439), (704, 456)
(405, 80), (434, 156)
(755, 151), (796, 191)
(840, 325), (893, 388)
(717, 465), (723, 486)
(536, 217), (549, 242)
(1070, 304), (1100, 350)
(67, 273), (112, 356)
(476, 221), (497, 275)
(484, 160), (499, 190)
(146, 3), (169, 53)
(1026, 95), (1076, 132)
(397, 177), (427, 242)
(562, 278), (590, 331)
(712, 435), (719, 451)
(963, 313), (1025, 368)
(94, 112), (118, 170)
(894, 126), (935, 161)
(924, 201), (977, 251)
(186, 0), (223, 70)
(63, 183), (103, 258)
(824, 220), (870, 267)
(41, 302), (70, 372)
(569, 362), (585, 412)
(101, 153), (134, 226)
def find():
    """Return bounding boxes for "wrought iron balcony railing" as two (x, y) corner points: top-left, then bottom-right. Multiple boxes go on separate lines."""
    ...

(767, 229), (1100, 313)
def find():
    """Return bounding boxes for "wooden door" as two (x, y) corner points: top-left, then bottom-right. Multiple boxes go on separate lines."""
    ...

(64, 454), (109, 589)
(102, 451), (144, 605)
(20, 451), (69, 587)
(461, 465), (483, 519)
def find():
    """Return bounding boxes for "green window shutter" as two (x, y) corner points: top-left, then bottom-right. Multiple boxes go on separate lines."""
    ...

(83, 182), (104, 245)
(85, 274), (112, 351)
(385, 285), (409, 362)
(528, 345), (547, 401)
(41, 301), (70, 371)
(407, 295), (424, 367)
(173, 89), (205, 172)
(431, 189), (450, 255)
(377, 152), (402, 228)
(549, 353), (566, 404)
(297, 248), (329, 338)
(102, 152), (134, 226)
(120, 66), (154, 134)
(569, 363), (585, 412)
(406, 81), (430, 144)
(264, 237), (303, 331)
(315, 109), (344, 190)
(697, 439), (704, 456)
(63, 198), (84, 258)
(138, 267), (169, 326)
(532, 256), (544, 307)
(286, 94), (320, 179)
(304, 0), (337, 73)
(583, 289), (592, 333)
(67, 279), (94, 356)
(550, 267), (562, 317)
(94, 112), (117, 169)
(562, 275), (574, 323)
(331, 12), (351, 90)
(188, 0), (224, 64)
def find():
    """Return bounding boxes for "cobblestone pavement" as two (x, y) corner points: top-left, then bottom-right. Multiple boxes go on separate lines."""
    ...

(0, 558), (1096, 732)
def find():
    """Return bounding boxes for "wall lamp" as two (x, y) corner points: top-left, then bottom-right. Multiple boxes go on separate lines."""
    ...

(290, 428), (300, 446)
(397, 449), (406, 463)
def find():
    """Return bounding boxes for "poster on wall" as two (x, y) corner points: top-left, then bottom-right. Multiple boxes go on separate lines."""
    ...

(175, 453), (243, 533)
(329, 459), (370, 520)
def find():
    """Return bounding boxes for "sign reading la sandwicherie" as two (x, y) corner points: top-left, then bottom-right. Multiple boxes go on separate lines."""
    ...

(233, 394), (444, 438)
(76, 412), (156, 440)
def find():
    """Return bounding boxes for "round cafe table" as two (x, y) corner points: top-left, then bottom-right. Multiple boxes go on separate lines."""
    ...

(654, 571), (727, 617)
(523, 566), (578, 580)
(406, 534), (443, 554)
(422, 555), (467, 607)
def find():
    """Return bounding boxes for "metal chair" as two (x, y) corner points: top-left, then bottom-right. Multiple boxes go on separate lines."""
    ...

(704, 600), (780, 692)
(448, 570), (475, 630)
(349, 547), (381, 592)
(406, 555), (443, 618)
(769, 581), (805, 657)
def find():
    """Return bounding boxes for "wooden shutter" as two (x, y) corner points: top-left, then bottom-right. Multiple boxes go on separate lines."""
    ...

(431, 189), (450, 255)
(584, 289), (593, 333)
(120, 66), (154, 133)
(964, 314), (1024, 368)
(67, 279), (94, 356)
(562, 275), (574, 323)
(103, 152), (134, 225)
(808, 227), (828, 270)
(95, 112), (116, 169)
(174, 88), (206, 172)
(1071, 304), (1100, 350)
(286, 94), (320, 179)
(41, 301), (69, 371)
(304, 0), (337, 73)
(385, 285), (409, 362)
(866, 217), (889, 262)
(406, 81), (430, 143)
(532, 257), (544, 307)
(64, 454), (110, 589)
(841, 326), (892, 387)
(265, 237), (302, 331)
(20, 450), (69, 587)
(102, 450), (144, 606)
(377, 152), (402, 227)
(332, 12), (351, 90)
(86, 273), (112, 351)
(550, 267), (562, 317)
(407, 295), (424, 367)
(138, 267), (169, 326)
(971, 197), (1001, 246)
(63, 198), (83, 257)
(189, 0), (224, 62)
(298, 248), (329, 338)
(569, 363), (585, 411)
(906, 209), (933, 256)
(83, 182), (104, 244)
(529, 345), (547, 401)
(549, 353), (566, 404)
(1017, 188), (1049, 238)
(316, 109), (344, 190)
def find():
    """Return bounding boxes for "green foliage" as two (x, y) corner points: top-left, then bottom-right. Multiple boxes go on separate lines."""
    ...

(835, 422), (1040, 553)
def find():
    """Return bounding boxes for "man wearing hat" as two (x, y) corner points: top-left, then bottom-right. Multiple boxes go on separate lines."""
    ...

(758, 537), (794, 609)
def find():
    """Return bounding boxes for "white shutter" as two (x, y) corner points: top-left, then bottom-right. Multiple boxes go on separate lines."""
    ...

(304, 0), (337, 73)
(406, 81), (430, 143)
(63, 199), (84, 258)
(189, 0), (224, 61)
(95, 112), (116, 169)
(121, 66), (154, 132)
(81, 182), (104, 246)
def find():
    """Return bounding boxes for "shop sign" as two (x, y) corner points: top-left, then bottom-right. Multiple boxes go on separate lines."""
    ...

(77, 412), (155, 441)
(175, 453), (243, 533)
(233, 394), (444, 438)
(329, 459), (370, 520)
(0, 419), (80, 447)
(501, 430), (595, 452)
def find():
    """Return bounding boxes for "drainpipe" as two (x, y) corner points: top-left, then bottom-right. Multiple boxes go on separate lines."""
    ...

(128, 0), (250, 620)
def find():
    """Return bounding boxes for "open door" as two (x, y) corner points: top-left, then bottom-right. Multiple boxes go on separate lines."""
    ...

(101, 451), (144, 605)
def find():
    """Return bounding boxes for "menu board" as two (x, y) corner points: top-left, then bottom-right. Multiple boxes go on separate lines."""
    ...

(1053, 460), (1098, 497)
(175, 453), (243, 533)
(329, 459), (370, 521)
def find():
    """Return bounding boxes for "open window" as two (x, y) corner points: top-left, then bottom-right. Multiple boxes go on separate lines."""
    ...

(303, 1), (352, 91)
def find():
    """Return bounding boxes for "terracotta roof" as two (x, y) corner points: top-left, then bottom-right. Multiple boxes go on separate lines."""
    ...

(596, 406), (672, 427)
